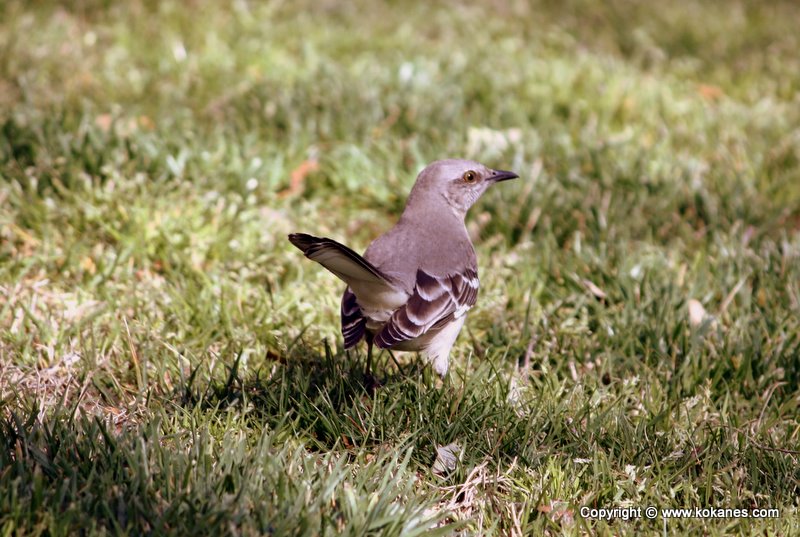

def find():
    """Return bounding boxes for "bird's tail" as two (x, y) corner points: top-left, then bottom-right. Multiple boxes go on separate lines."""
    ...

(287, 233), (390, 285)
(288, 232), (408, 313)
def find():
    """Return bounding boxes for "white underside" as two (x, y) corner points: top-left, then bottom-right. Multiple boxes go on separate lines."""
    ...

(368, 315), (466, 377)
(425, 315), (466, 376)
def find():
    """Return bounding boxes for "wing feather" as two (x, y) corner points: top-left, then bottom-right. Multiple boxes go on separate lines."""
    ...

(374, 267), (479, 349)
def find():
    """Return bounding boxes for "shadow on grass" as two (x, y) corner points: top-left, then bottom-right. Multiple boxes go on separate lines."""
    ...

(176, 342), (592, 474)
(0, 400), (450, 536)
(180, 342), (455, 458)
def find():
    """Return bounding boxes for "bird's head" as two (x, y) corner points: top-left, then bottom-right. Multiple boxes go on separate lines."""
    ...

(407, 159), (518, 218)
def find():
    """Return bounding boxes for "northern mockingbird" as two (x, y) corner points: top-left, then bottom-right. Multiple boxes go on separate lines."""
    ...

(288, 159), (518, 378)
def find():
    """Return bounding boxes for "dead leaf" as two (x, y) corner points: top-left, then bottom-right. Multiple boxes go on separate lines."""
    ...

(757, 288), (767, 308)
(719, 278), (746, 314)
(538, 501), (574, 525)
(278, 159), (319, 198)
(698, 84), (724, 100)
(138, 115), (155, 130)
(95, 114), (113, 132)
(582, 279), (607, 300)
(688, 299), (707, 327)
(80, 256), (97, 275)
(432, 442), (461, 475)
(677, 263), (688, 287)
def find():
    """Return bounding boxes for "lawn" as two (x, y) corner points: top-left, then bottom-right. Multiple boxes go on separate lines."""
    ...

(1, 0), (799, 535)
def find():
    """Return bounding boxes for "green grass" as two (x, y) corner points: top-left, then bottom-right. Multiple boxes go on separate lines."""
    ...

(1, 0), (799, 534)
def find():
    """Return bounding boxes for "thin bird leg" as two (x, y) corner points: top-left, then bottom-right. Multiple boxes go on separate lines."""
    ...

(387, 350), (404, 376)
(365, 333), (374, 378)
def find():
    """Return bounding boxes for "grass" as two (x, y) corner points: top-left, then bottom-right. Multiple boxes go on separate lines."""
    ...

(1, 0), (799, 534)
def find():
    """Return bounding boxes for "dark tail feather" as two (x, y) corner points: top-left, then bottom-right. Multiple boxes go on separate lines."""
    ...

(288, 233), (389, 284)
(341, 287), (366, 348)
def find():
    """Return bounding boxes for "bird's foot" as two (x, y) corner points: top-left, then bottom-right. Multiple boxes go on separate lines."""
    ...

(363, 372), (383, 393)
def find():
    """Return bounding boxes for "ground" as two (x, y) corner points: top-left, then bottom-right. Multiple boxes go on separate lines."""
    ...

(1, 0), (799, 535)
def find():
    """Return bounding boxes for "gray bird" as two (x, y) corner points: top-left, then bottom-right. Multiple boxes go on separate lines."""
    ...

(288, 159), (518, 378)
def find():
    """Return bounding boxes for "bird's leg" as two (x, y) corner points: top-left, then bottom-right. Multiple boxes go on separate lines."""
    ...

(387, 350), (404, 376)
(365, 333), (374, 378)
(363, 333), (383, 391)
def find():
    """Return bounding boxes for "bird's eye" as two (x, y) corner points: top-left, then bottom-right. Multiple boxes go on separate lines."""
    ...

(462, 170), (477, 183)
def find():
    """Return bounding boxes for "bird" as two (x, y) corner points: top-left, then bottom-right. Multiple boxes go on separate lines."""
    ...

(288, 159), (518, 379)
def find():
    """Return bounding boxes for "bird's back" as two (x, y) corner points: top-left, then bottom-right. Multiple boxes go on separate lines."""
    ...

(363, 212), (477, 293)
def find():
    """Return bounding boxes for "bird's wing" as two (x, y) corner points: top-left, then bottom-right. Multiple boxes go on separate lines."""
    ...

(374, 267), (479, 349)
(341, 287), (366, 349)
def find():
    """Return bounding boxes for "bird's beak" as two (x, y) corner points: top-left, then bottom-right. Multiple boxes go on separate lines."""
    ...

(491, 169), (519, 182)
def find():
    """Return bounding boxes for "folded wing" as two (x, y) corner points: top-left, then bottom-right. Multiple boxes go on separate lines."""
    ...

(374, 267), (479, 349)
